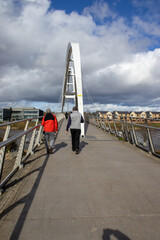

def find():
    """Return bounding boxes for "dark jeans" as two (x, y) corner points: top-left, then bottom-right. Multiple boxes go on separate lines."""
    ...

(70, 129), (81, 150)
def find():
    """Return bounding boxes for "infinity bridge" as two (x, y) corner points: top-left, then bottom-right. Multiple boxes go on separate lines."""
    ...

(0, 43), (160, 240)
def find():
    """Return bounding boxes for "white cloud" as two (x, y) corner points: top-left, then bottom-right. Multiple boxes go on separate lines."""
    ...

(82, 0), (116, 22)
(98, 48), (160, 86)
(0, 0), (160, 112)
(83, 103), (160, 113)
(133, 16), (160, 37)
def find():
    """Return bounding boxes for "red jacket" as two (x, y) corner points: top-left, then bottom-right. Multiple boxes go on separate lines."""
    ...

(41, 113), (58, 132)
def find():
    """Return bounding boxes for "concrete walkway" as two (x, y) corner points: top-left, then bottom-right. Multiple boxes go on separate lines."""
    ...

(1, 120), (160, 239)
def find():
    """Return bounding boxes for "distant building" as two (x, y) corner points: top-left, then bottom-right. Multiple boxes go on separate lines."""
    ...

(96, 110), (160, 122)
(11, 108), (43, 120)
(146, 111), (160, 119)
(112, 111), (130, 120)
(0, 107), (43, 121)
(134, 111), (147, 119)
(96, 111), (113, 119)
(129, 111), (137, 118)
(0, 108), (12, 122)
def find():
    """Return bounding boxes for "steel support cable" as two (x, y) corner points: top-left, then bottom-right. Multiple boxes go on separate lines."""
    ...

(81, 71), (94, 105)
(81, 71), (99, 113)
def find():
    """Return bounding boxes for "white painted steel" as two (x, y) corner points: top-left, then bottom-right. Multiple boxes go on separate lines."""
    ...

(0, 113), (64, 191)
(89, 116), (160, 158)
(62, 42), (85, 136)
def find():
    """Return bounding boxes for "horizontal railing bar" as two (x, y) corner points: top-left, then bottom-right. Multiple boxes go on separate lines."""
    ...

(119, 116), (160, 121)
(97, 118), (160, 130)
(130, 117), (160, 121)
(0, 116), (43, 127)
(0, 124), (41, 149)
(89, 115), (160, 159)
(0, 167), (18, 190)
(115, 120), (160, 129)
(0, 114), (64, 193)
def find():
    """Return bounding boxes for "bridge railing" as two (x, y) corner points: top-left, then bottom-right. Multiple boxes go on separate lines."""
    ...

(89, 116), (160, 158)
(0, 113), (64, 193)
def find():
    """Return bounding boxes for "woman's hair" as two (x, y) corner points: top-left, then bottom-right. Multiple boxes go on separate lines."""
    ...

(46, 108), (51, 113)
(73, 106), (78, 111)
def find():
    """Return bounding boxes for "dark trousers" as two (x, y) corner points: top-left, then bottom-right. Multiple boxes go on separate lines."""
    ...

(70, 129), (81, 150)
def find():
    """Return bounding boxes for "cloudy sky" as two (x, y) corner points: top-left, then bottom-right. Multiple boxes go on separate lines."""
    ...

(0, 0), (160, 112)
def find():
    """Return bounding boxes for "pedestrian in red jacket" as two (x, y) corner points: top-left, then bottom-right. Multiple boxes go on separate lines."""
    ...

(41, 109), (58, 154)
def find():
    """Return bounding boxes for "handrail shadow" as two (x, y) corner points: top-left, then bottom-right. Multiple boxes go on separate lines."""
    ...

(0, 154), (50, 240)
(102, 228), (131, 240)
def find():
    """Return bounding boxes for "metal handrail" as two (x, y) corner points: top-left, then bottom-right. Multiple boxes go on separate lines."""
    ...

(0, 116), (43, 127)
(99, 117), (160, 130)
(89, 115), (160, 159)
(0, 113), (65, 193)
(0, 125), (40, 148)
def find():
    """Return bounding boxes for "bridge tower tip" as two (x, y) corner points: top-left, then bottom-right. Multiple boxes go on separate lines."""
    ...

(62, 42), (85, 136)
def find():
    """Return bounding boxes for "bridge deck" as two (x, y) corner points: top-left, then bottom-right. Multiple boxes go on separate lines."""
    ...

(1, 120), (160, 239)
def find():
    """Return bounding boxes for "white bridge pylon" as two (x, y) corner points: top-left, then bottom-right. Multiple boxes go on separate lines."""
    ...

(62, 42), (85, 137)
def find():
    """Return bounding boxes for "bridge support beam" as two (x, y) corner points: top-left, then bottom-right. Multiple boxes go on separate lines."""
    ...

(62, 42), (85, 137)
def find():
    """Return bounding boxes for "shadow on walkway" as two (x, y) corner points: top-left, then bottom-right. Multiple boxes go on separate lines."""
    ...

(0, 154), (50, 240)
(53, 141), (67, 154)
(79, 141), (89, 153)
(24, 153), (47, 166)
(85, 122), (89, 134)
(102, 229), (131, 240)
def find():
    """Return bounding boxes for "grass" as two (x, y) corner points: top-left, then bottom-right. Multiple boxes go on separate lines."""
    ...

(118, 137), (125, 141)
(149, 123), (160, 128)
(11, 121), (36, 130)
(106, 122), (122, 130)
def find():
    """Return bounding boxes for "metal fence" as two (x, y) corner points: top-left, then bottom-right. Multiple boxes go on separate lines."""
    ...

(89, 116), (160, 158)
(0, 113), (64, 193)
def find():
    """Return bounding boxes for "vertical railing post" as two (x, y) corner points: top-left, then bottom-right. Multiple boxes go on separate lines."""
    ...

(34, 125), (43, 147)
(124, 120), (130, 142)
(40, 125), (44, 144)
(104, 119), (108, 131)
(121, 123), (126, 140)
(132, 124), (138, 146)
(126, 123), (132, 143)
(147, 127), (155, 154)
(107, 118), (112, 133)
(102, 119), (106, 130)
(14, 120), (29, 169)
(98, 119), (101, 128)
(113, 120), (118, 137)
(145, 118), (148, 126)
(0, 125), (11, 180)
(99, 118), (103, 128)
(101, 119), (103, 129)
(27, 119), (39, 155)
(120, 122), (124, 139)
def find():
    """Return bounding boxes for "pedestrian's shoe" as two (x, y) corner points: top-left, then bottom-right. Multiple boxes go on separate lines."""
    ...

(75, 149), (79, 154)
(49, 147), (53, 154)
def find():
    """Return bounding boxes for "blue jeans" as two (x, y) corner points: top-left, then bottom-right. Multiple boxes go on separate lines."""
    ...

(44, 132), (55, 152)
